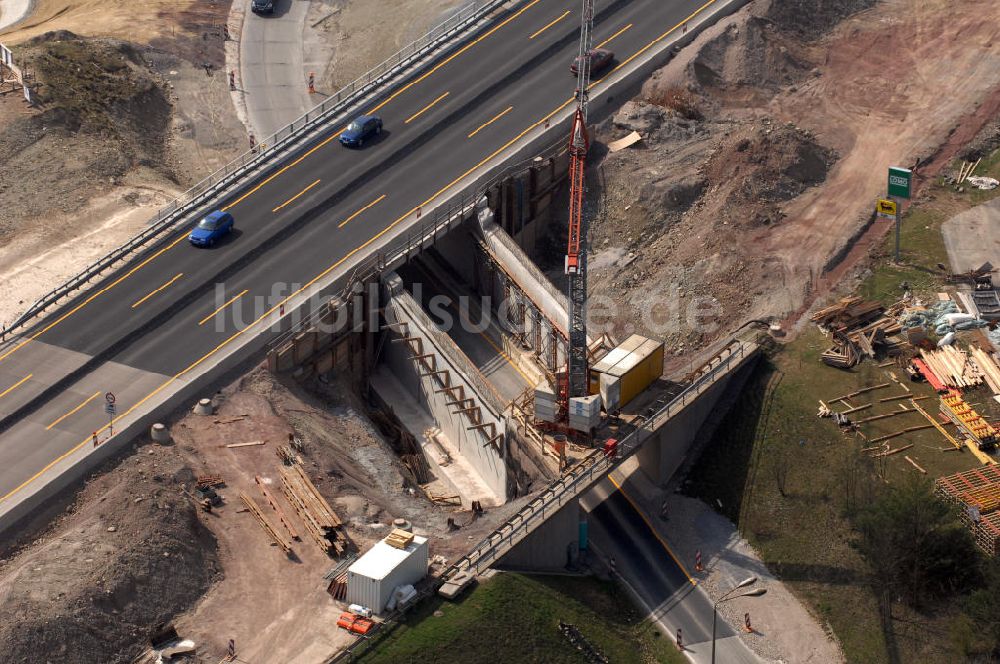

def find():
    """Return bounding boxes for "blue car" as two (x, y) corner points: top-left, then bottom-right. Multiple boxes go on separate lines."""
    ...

(339, 115), (382, 148)
(189, 211), (234, 247)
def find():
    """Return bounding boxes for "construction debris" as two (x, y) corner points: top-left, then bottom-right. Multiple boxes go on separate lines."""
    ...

(904, 455), (927, 474)
(607, 130), (642, 152)
(225, 441), (265, 449)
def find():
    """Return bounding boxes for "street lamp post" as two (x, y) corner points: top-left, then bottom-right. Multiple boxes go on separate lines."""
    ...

(711, 576), (767, 664)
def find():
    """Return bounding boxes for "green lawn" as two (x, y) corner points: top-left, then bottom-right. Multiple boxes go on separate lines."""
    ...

(357, 573), (685, 664)
(684, 155), (1000, 663)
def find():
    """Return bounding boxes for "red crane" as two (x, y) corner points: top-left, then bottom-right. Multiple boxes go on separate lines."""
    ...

(563, 0), (596, 417)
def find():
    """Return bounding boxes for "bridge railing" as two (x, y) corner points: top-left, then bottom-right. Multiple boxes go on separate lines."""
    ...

(441, 337), (753, 580)
(264, 135), (569, 353)
(0, 0), (520, 344)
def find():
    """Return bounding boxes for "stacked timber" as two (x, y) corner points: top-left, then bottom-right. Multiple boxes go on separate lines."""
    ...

(811, 297), (885, 330)
(279, 464), (346, 555)
(386, 528), (415, 550)
(822, 337), (860, 368)
(970, 346), (1000, 395)
(940, 390), (998, 450)
(920, 347), (984, 388)
(240, 491), (292, 555)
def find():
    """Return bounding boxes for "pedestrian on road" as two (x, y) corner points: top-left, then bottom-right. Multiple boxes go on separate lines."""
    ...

(676, 628), (684, 651)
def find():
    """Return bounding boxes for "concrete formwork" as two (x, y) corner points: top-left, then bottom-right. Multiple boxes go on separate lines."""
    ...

(474, 208), (569, 377)
(487, 150), (568, 255)
(380, 273), (510, 502)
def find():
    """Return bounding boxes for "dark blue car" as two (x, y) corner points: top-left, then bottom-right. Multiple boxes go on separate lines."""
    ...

(339, 115), (382, 148)
(189, 211), (234, 247)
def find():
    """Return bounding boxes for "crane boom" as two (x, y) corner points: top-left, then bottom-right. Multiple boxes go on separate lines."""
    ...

(564, 0), (595, 407)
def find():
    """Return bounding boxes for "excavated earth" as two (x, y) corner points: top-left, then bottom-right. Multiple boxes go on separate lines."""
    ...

(570, 0), (1000, 373)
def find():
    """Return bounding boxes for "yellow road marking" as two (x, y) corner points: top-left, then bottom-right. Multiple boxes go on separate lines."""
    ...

(338, 194), (387, 228)
(46, 391), (100, 431)
(597, 0), (717, 84)
(476, 326), (534, 384)
(0, 234), (189, 366)
(0, 0), (544, 370)
(0, 374), (32, 401)
(131, 273), (183, 309)
(596, 23), (632, 49)
(273, 179), (321, 212)
(0, 1), (720, 507)
(468, 106), (514, 138)
(412, 263), (534, 385)
(405, 92), (450, 124)
(222, 0), (543, 212)
(529, 9), (569, 39)
(608, 474), (697, 586)
(199, 289), (249, 326)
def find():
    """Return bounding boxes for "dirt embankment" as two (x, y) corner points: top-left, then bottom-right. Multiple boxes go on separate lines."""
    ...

(0, 445), (219, 664)
(0, 364), (529, 663)
(579, 0), (1000, 369)
(0, 33), (173, 238)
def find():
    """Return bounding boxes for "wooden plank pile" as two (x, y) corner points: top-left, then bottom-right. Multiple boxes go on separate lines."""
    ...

(196, 475), (224, 489)
(816, 299), (905, 368)
(811, 297), (885, 330)
(240, 491), (292, 555)
(279, 464), (346, 556)
(821, 333), (860, 369)
(386, 528), (415, 550)
(940, 390), (997, 450)
(255, 475), (300, 542)
(970, 346), (1000, 395)
(920, 346), (984, 388)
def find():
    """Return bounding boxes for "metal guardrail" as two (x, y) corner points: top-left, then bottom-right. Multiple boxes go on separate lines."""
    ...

(442, 338), (754, 580)
(265, 134), (569, 354)
(0, 0), (519, 344)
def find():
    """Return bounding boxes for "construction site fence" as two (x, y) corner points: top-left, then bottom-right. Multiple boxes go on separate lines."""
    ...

(0, 0), (522, 345)
(442, 338), (752, 580)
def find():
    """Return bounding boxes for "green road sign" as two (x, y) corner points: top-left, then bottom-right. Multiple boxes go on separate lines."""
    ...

(888, 166), (912, 199)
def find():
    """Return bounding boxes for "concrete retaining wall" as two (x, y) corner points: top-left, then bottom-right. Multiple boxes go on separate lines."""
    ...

(382, 274), (509, 500)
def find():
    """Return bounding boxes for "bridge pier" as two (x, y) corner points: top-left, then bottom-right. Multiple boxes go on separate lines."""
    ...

(493, 497), (583, 573)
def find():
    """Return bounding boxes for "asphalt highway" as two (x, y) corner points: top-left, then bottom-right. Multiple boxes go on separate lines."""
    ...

(586, 478), (760, 663)
(0, 0), (723, 504)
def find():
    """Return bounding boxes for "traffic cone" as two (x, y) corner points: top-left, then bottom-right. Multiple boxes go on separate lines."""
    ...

(695, 549), (703, 572)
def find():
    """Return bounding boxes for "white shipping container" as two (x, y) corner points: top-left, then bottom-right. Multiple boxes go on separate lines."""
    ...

(347, 534), (429, 614)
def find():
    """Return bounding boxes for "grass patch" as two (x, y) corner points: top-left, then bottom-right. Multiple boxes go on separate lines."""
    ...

(684, 170), (1000, 664)
(357, 573), (684, 664)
